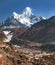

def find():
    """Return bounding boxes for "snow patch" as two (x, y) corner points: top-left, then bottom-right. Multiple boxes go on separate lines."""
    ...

(3, 31), (13, 42)
(42, 17), (46, 20)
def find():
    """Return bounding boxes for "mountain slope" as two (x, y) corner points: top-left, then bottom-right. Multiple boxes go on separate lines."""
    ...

(18, 16), (55, 43)
(0, 30), (7, 41)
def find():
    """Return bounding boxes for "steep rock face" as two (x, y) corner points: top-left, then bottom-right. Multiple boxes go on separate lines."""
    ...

(18, 16), (55, 43)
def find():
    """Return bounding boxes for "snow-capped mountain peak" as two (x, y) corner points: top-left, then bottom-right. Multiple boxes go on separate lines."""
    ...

(0, 7), (46, 29)
(23, 7), (33, 17)
(12, 11), (32, 27)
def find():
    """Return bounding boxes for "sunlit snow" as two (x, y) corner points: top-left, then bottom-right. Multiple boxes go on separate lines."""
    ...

(3, 31), (13, 42)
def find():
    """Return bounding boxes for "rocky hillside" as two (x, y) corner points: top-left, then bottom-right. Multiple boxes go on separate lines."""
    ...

(18, 16), (55, 43)
(0, 30), (7, 41)
(0, 41), (55, 65)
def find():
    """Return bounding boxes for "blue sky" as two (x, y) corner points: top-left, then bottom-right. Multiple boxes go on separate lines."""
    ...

(0, 0), (55, 21)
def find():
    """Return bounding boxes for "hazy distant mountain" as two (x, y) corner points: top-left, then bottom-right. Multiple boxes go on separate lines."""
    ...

(0, 7), (46, 29)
